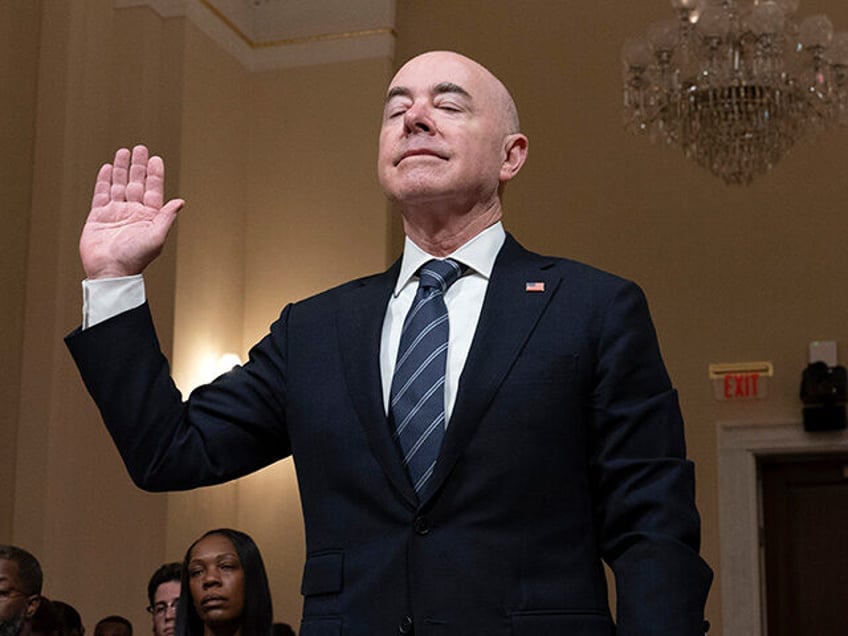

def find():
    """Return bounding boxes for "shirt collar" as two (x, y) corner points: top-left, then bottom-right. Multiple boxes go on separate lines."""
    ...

(394, 222), (506, 296)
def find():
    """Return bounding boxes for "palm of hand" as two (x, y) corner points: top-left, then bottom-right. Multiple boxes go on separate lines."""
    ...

(81, 199), (166, 278)
(80, 146), (182, 279)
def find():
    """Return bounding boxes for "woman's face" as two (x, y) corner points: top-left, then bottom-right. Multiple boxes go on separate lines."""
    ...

(187, 534), (246, 630)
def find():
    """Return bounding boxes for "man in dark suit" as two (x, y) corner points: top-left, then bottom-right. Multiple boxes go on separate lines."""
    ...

(67, 51), (712, 635)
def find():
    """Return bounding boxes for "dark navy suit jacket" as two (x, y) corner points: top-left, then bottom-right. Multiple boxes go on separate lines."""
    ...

(67, 235), (712, 636)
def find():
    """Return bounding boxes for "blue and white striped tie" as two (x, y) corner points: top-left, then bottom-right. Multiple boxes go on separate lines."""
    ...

(390, 258), (464, 495)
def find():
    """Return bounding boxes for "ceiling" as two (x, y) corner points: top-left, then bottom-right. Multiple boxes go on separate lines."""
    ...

(204, 0), (393, 44)
(115, 0), (396, 69)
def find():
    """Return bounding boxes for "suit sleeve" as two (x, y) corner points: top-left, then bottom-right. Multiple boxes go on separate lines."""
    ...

(588, 281), (712, 635)
(65, 302), (292, 491)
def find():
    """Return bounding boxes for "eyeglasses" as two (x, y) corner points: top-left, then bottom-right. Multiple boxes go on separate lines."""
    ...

(146, 599), (179, 617)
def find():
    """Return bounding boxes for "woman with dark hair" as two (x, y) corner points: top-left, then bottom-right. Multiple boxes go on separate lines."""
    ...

(175, 529), (273, 636)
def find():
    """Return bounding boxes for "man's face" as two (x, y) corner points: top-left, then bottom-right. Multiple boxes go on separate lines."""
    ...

(377, 51), (515, 209)
(0, 560), (37, 636)
(150, 581), (180, 636)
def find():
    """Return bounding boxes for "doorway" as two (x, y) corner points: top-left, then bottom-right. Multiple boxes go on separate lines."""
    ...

(717, 420), (848, 636)
(760, 453), (848, 635)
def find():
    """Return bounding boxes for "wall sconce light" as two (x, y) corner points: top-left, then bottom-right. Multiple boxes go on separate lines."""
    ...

(215, 352), (243, 375)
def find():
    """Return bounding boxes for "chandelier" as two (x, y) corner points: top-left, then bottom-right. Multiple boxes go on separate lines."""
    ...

(622, 0), (848, 184)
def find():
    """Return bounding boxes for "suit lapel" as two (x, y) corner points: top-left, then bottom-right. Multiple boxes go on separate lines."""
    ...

(422, 235), (562, 505)
(337, 260), (419, 507)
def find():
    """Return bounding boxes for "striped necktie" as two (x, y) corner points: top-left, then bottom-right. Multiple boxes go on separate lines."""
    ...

(390, 258), (464, 496)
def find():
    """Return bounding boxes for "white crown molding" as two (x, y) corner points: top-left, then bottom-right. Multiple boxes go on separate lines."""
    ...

(114, 0), (395, 70)
(115, 0), (188, 18)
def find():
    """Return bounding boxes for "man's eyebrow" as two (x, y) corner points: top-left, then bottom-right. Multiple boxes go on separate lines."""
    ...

(385, 82), (472, 102)
(385, 86), (411, 102)
(433, 82), (471, 99)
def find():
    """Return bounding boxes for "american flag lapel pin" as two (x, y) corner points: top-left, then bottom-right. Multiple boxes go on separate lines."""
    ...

(525, 281), (545, 293)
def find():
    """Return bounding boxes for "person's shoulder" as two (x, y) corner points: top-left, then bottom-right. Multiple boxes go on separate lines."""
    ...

(504, 234), (637, 291)
(288, 266), (398, 309)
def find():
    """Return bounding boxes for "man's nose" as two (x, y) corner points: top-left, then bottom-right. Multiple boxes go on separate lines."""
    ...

(403, 103), (435, 134)
(164, 603), (177, 619)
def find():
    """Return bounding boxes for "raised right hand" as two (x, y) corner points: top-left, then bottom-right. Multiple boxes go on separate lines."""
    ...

(80, 144), (184, 279)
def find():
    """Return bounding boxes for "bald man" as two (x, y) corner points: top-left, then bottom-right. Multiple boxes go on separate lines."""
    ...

(67, 51), (712, 635)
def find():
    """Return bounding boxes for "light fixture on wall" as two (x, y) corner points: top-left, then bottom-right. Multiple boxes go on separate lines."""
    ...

(216, 353), (243, 376)
(622, 0), (848, 184)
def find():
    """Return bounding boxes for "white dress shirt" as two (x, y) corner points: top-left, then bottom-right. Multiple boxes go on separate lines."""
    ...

(82, 222), (506, 424)
(379, 222), (504, 422)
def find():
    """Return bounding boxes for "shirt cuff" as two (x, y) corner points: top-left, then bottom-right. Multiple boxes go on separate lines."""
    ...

(82, 275), (146, 329)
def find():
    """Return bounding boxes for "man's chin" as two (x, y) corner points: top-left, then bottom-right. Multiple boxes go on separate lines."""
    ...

(384, 178), (455, 206)
(0, 617), (24, 636)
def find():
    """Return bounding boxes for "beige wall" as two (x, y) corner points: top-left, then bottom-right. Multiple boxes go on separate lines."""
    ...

(8, 1), (848, 635)
(0, 0), (41, 544)
(9, 0), (184, 629)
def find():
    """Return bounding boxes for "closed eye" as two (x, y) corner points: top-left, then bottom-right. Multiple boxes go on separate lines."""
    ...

(384, 95), (411, 120)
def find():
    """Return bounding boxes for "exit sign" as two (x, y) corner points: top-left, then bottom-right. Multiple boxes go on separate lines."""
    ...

(709, 362), (773, 401)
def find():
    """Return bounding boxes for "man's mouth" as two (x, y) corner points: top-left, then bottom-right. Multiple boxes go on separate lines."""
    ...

(395, 149), (446, 166)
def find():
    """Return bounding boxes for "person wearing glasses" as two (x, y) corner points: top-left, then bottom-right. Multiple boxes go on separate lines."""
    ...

(146, 564), (181, 636)
(0, 546), (42, 636)
(175, 529), (272, 636)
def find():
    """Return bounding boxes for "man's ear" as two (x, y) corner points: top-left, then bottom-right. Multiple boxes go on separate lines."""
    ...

(499, 133), (529, 183)
(24, 595), (41, 620)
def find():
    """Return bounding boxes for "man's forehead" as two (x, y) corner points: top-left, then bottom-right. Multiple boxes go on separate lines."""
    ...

(0, 559), (19, 581)
(389, 53), (484, 89)
(154, 580), (180, 599)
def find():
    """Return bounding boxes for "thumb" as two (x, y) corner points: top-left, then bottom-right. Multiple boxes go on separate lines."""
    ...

(150, 198), (184, 244)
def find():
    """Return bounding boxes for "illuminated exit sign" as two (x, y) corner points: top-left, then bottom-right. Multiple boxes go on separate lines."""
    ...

(709, 361), (773, 401)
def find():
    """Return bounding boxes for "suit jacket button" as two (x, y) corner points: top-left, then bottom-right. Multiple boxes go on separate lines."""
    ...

(413, 516), (431, 535)
(398, 615), (413, 634)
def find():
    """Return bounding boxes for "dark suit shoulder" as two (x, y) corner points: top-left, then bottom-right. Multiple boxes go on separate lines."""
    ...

(286, 262), (399, 311)
(501, 233), (641, 296)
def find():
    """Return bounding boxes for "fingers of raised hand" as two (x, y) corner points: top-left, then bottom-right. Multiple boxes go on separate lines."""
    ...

(143, 155), (166, 210)
(109, 147), (131, 201)
(93, 144), (166, 213)
(125, 145), (150, 203)
(92, 163), (113, 210)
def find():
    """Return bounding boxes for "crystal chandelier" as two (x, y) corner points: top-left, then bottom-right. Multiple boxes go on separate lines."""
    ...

(622, 0), (848, 184)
